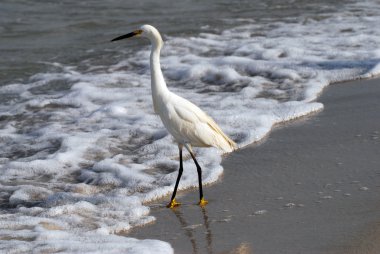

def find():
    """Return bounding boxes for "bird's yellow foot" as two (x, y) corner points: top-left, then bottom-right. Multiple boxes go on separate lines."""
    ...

(199, 197), (208, 207)
(167, 199), (181, 208)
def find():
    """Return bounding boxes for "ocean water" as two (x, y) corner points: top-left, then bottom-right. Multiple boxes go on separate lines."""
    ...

(1, 0), (380, 253)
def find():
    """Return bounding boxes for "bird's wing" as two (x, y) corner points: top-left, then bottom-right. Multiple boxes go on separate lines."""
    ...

(171, 95), (210, 125)
(171, 95), (237, 152)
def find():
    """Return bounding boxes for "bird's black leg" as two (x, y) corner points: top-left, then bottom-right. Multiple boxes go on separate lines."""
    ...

(167, 146), (183, 208)
(189, 151), (208, 206)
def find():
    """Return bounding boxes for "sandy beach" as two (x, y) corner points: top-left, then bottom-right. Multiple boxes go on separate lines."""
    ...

(129, 77), (380, 254)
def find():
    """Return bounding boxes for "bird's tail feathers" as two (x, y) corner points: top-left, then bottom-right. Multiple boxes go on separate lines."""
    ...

(218, 133), (238, 153)
(206, 121), (238, 153)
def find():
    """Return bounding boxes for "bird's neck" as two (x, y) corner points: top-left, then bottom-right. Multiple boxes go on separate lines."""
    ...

(150, 40), (169, 112)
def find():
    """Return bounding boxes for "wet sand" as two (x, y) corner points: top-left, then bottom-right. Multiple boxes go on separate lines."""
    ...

(129, 78), (380, 254)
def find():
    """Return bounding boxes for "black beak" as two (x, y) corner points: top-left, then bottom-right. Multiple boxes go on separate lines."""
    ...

(111, 29), (143, 42)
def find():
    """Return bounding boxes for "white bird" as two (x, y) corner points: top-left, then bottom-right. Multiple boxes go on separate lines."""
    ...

(111, 24), (237, 208)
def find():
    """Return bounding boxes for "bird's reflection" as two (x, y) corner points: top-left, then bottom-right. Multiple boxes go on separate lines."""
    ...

(171, 206), (213, 254)
(202, 207), (213, 254)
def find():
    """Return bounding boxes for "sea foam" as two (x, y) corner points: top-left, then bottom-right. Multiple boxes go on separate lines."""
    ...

(1, 1), (380, 253)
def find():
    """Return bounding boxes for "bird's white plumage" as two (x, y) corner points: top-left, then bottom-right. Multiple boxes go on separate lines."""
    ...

(162, 92), (236, 152)
(111, 24), (236, 207)
(139, 25), (237, 153)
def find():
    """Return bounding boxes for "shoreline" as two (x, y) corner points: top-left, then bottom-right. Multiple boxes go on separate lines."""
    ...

(129, 78), (380, 254)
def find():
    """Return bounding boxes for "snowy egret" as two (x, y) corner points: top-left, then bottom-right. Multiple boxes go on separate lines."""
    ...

(111, 25), (237, 208)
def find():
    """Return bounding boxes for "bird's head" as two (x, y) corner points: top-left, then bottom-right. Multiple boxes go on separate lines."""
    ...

(111, 24), (163, 46)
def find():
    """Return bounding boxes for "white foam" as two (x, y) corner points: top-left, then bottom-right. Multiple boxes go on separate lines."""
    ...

(1, 1), (380, 252)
